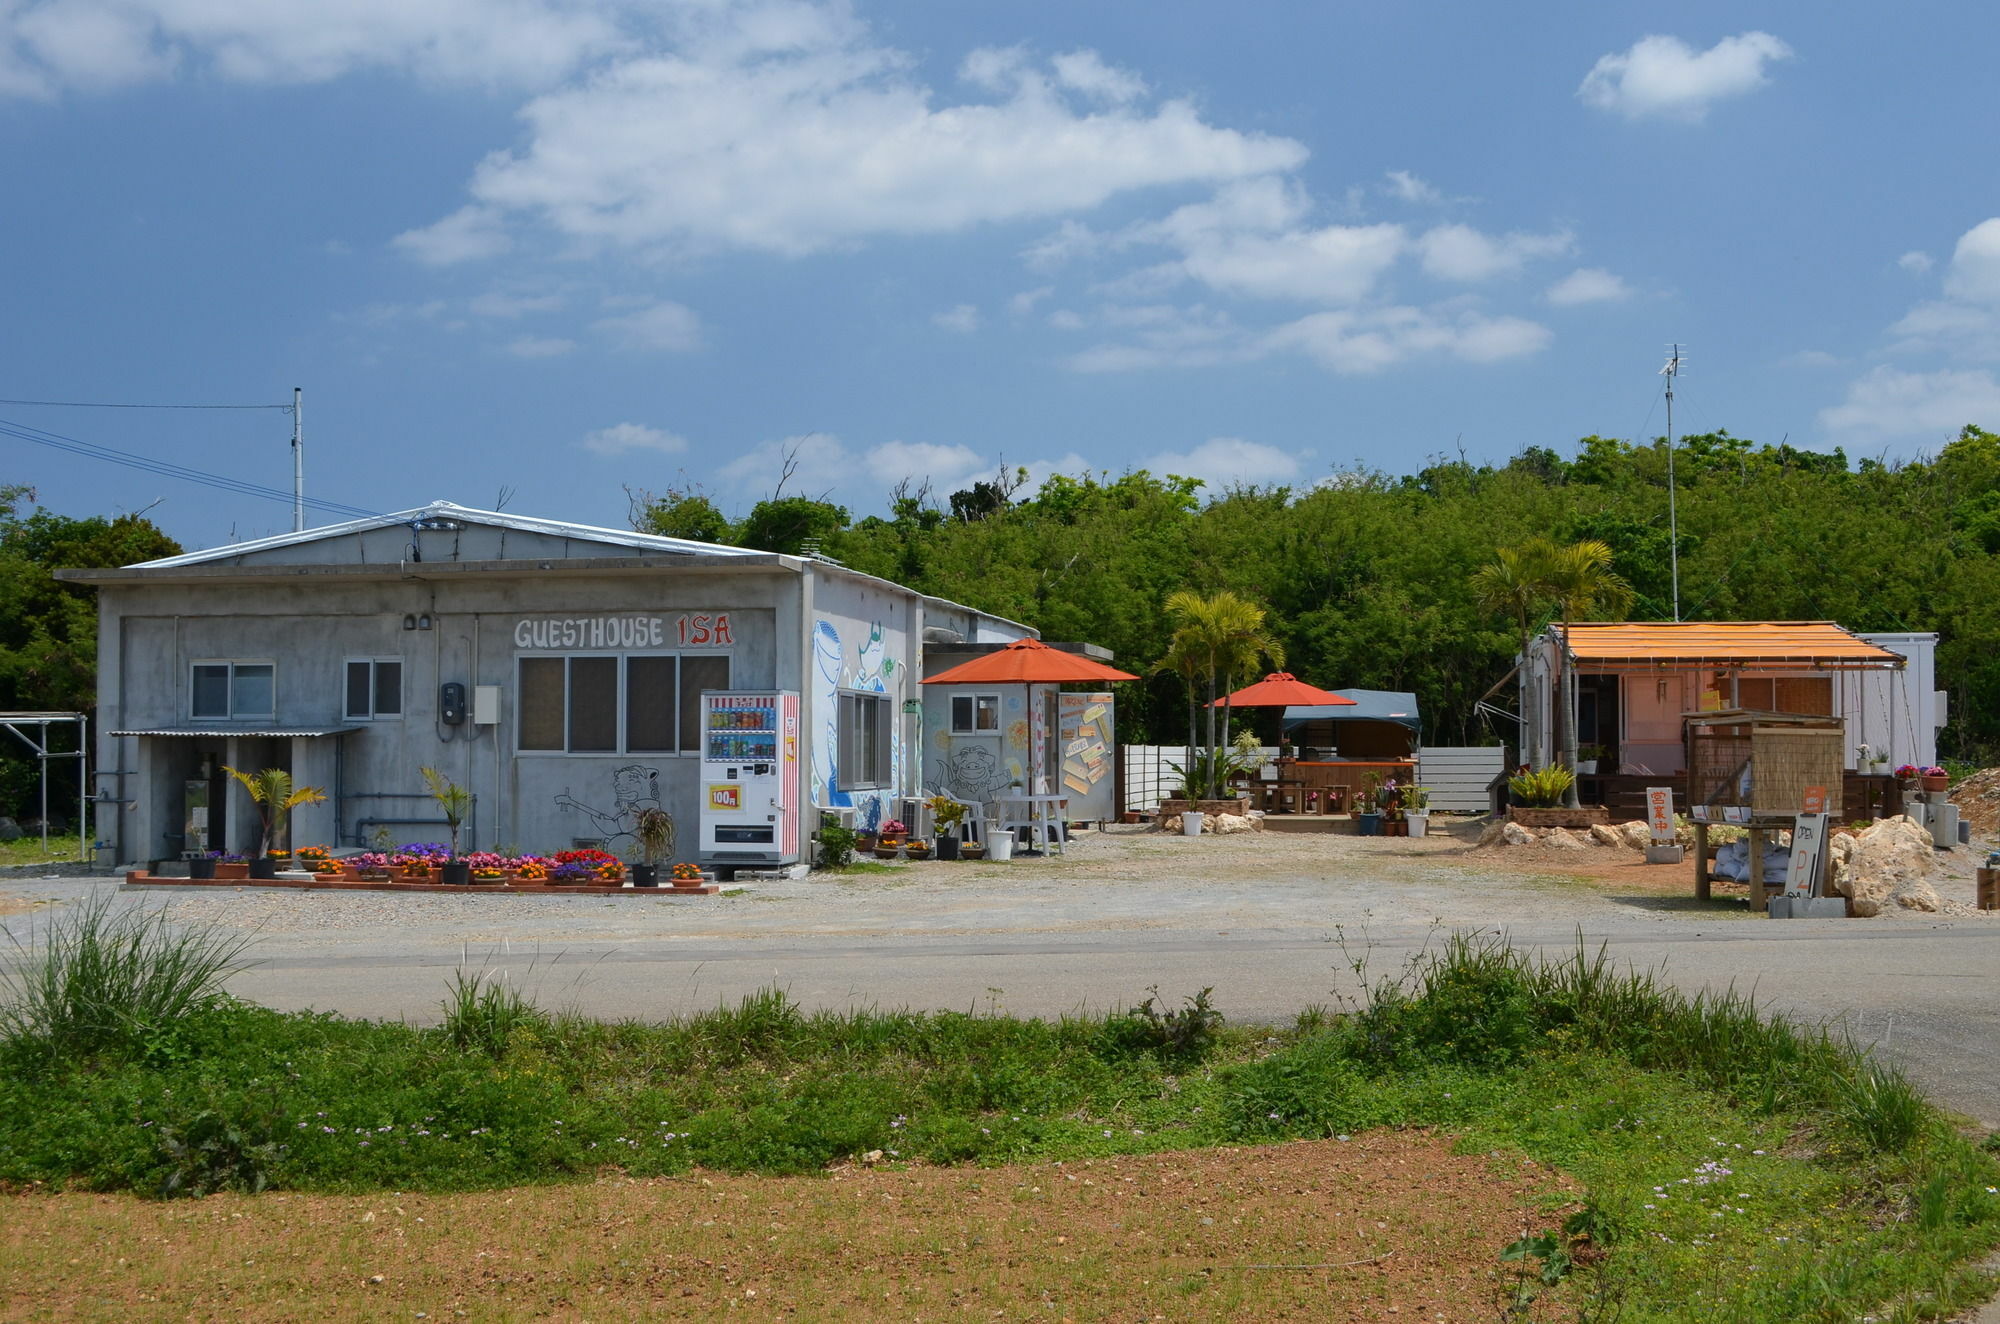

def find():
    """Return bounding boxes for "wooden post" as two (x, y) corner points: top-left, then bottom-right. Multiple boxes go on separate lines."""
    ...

(1694, 821), (1711, 901)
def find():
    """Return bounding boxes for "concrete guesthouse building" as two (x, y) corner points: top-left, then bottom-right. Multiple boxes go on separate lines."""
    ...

(59, 502), (1068, 874)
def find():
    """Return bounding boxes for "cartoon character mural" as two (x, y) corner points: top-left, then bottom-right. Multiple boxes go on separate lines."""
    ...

(553, 764), (662, 855)
(811, 616), (902, 831)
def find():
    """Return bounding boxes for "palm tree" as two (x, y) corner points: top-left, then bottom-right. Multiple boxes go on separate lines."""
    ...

(1159, 590), (1285, 794)
(1472, 536), (1558, 767)
(222, 765), (328, 857)
(1539, 540), (1635, 806)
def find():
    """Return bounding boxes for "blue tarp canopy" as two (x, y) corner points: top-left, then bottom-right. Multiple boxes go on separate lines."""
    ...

(1281, 689), (1420, 733)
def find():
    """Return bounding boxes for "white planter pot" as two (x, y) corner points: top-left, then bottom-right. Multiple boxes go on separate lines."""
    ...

(1406, 812), (1428, 838)
(986, 828), (1014, 862)
(1181, 811), (1204, 837)
(1575, 761), (1597, 775)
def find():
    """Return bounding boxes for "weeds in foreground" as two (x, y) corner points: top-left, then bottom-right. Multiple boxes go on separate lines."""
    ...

(0, 890), (254, 1063)
(3, 912), (1997, 1322)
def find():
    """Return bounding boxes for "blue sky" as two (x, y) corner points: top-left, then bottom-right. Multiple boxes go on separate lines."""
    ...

(4, 1), (1999, 550)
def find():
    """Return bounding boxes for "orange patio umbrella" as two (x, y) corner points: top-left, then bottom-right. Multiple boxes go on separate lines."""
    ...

(921, 637), (1139, 687)
(1207, 672), (1355, 708)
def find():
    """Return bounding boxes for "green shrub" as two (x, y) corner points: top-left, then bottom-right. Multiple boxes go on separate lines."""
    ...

(1101, 986), (1223, 1063)
(154, 1109), (285, 1199)
(0, 891), (255, 1064)
(1508, 765), (1575, 807)
(439, 968), (543, 1058)
(815, 818), (857, 870)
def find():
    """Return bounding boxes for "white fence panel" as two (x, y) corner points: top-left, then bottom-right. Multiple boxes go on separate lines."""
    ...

(1417, 746), (1506, 812)
(1121, 745), (1193, 814)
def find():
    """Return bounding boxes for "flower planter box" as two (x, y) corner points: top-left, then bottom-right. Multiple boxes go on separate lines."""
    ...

(1509, 806), (1611, 828)
(214, 861), (249, 880)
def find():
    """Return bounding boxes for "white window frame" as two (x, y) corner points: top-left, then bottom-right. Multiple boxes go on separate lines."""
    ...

(838, 689), (894, 790)
(515, 651), (731, 755)
(343, 657), (404, 721)
(189, 659), (276, 720)
(949, 692), (1002, 735)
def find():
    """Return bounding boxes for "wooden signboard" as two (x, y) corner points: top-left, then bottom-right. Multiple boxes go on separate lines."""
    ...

(1786, 813), (1829, 900)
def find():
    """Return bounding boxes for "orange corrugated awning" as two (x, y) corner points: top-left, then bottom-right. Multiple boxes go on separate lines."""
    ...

(1559, 621), (1905, 670)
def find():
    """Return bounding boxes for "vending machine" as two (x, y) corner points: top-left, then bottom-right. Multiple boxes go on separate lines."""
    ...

(697, 689), (801, 877)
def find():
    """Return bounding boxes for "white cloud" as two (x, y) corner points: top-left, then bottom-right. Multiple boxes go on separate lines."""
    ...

(471, 291), (565, 319)
(1545, 267), (1630, 305)
(1819, 366), (2000, 438)
(1943, 219), (2000, 304)
(1047, 309), (1085, 331)
(1383, 170), (1439, 205)
(1898, 250), (1934, 275)
(932, 304), (980, 334)
(1578, 32), (1792, 121)
(1008, 286), (1053, 316)
(393, 205), (512, 265)
(1266, 307), (1552, 374)
(1885, 218), (2000, 361)
(0, 0), (631, 97)
(593, 299), (701, 352)
(1416, 223), (1572, 282)
(1143, 437), (1299, 490)
(718, 432), (853, 501)
(866, 439), (987, 492)
(405, 25), (1307, 261)
(579, 422), (689, 456)
(1050, 48), (1145, 103)
(505, 335), (575, 358)
(1785, 349), (1841, 369)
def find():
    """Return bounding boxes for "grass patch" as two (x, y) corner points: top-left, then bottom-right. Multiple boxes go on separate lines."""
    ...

(0, 831), (88, 869)
(0, 928), (1995, 1320)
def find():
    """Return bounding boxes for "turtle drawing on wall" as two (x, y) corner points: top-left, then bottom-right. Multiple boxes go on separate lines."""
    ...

(553, 764), (662, 853)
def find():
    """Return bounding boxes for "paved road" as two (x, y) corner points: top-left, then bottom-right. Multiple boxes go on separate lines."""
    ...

(7, 827), (1994, 1130)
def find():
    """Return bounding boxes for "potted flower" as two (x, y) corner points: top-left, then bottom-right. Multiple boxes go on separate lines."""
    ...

(959, 839), (986, 860)
(187, 850), (220, 880)
(670, 861), (708, 889)
(926, 794), (968, 861)
(1894, 763), (1920, 788)
(471, 866), (505, 884)
(595, 859), (626, 886)
(515, 859), (549, 883)
(394, 852), (432, 882)
(878, 818), (908, 847)
(213, 852), (249, 880)
(1356, 773), (1383, 837)
(1919, 765), (1950, 793)
(354, 852), (392, 882)
(549, 861), (592, 885)
(903, 836), (932, 860)
(1405, 785), (1431, 838)
(222, 766), (327, 878)
(263, 847), (293, 878)
(1574, 745), (1607, 776)
(633, 807), (675, 887)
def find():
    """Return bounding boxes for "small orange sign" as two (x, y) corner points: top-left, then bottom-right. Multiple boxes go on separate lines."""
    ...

(1801, 785), (1827, 815)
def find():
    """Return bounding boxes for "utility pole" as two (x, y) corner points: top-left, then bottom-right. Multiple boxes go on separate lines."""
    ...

(291, 386), (304, 532)
(1660, 346), (1684, 622)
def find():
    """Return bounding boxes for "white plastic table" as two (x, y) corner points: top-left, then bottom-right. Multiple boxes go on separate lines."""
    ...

(995, 793), (1070, 855)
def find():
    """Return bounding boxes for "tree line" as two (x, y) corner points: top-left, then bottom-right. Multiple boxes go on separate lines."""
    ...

(635, 426), (2000, 761)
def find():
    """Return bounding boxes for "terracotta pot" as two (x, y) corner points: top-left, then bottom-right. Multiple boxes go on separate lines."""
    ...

(1921, 774), (1950, 793)
(214, 861), (249, 879)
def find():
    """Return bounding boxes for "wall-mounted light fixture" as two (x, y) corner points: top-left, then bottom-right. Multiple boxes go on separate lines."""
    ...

(402, 613), (418, 631)
(417, 612), (433, 631)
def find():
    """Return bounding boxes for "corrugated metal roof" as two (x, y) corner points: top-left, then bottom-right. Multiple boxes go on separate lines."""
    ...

(1560, 621), (1905, 669)
(109, 726), (363, 738)
(127, 501), (766, 569)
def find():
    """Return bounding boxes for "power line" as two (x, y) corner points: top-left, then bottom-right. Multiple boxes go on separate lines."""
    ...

(0, 397), (291, 411)
(0, 414), (380, 522)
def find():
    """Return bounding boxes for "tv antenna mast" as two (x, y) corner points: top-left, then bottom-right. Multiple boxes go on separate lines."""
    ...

(290, 386), (304, 532)
(1660, 345), (1685, 622)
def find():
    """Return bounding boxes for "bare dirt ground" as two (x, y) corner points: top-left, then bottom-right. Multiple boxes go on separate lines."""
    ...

(0, 1132), (1572, 1323)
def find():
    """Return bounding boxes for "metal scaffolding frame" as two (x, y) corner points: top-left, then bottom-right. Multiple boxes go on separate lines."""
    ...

(0, 711), (88, 860)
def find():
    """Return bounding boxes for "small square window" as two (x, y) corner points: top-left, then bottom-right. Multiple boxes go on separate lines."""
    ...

(950, 693), (1000, 734)
(191, 662), (274, 720)
(345, 660), (403, 719)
